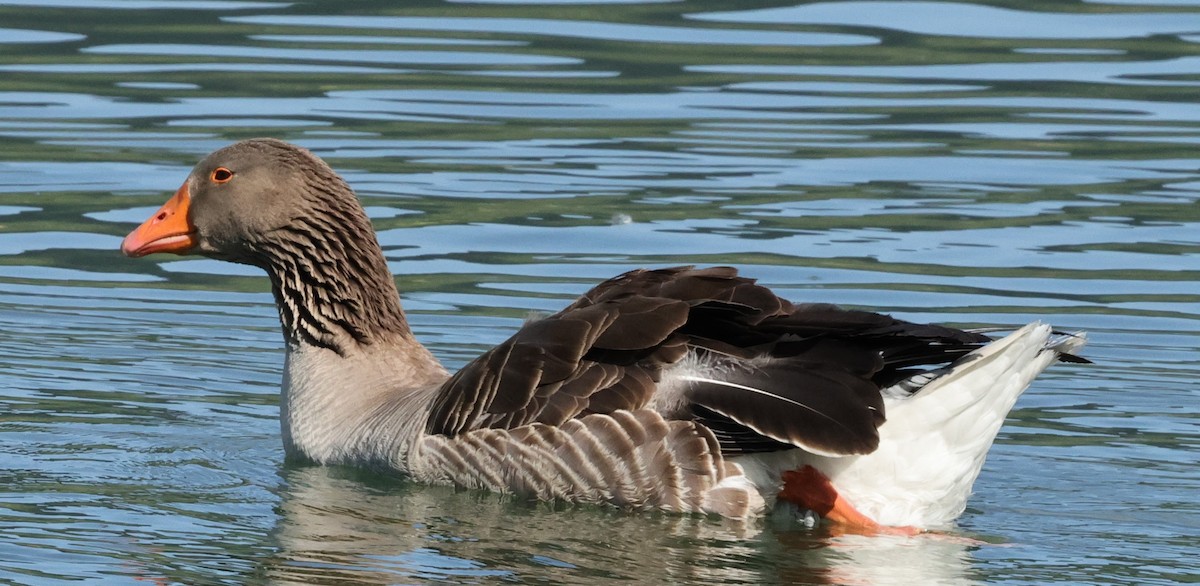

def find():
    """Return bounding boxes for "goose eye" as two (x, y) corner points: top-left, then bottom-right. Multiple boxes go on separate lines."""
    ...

(211, 167), (234, 183)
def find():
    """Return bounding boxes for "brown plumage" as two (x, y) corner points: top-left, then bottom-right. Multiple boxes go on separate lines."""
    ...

(121, 138), (1087, 527)
(425, 264), (991, 458)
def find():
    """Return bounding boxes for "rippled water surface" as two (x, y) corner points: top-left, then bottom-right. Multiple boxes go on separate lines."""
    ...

(1, 1), (1198, 584)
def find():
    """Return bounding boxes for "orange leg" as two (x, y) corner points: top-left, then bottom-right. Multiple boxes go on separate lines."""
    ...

(779, 466), (920, 537)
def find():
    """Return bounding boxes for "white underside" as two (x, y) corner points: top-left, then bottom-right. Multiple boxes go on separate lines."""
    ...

(733, 322), (1085, 528)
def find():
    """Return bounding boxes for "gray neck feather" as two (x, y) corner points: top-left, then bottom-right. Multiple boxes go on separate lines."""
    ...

(231, 166), (448, 467)
(248, 183), (412, 356)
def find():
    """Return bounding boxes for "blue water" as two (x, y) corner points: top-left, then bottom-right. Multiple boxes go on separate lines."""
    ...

(0, 1), (1197, 584)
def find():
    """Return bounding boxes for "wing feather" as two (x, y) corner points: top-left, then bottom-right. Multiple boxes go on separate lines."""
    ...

(425, 266), (992, 462)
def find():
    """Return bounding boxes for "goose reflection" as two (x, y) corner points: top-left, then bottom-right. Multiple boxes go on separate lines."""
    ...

(775, 529), (984, 586)
(260, 466), (983, 585)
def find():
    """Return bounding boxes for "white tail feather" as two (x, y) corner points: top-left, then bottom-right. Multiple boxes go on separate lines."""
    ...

(788, 322), (1086, 527)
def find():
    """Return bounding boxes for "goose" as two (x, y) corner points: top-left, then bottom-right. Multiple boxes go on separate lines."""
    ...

(120, 138), (1087, 533)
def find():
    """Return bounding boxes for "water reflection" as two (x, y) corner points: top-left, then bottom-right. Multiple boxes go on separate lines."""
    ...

(266, 467), (750, 584)
(0, 27), (85, 43)
(86, 43), (583, 67)
(775, 532), (983, 586)
(265, 467), (984, 586)
(694, 2), (1200, 40)
(0, 0), (286, 9)
(227, 15), (880, 47)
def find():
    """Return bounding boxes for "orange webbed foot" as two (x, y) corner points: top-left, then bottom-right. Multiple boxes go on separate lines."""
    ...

(779, 466), (921, 537)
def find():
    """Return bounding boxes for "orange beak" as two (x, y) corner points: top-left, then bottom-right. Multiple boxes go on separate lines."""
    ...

(121, 183), (198, 257)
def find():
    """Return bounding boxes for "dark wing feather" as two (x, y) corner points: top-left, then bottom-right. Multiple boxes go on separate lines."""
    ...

(693, 406), (794, 455)
(686, 337), (887, 456)
(426, 266), (993, 459)
(688, 360), (885, 457)
(762, 304), (991, 383)
(426, 267), (700, 436)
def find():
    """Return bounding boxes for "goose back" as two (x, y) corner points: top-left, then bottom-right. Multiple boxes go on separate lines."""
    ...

(424, 266), (992, 460)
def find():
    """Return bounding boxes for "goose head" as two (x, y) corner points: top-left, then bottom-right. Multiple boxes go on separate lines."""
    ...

(120, 138), (367, 267)
(120, 138), (412, 351)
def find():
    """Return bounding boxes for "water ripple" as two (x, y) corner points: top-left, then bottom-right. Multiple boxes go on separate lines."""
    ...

(227, 15), (880, 46)
(694, 1), (1200, 40)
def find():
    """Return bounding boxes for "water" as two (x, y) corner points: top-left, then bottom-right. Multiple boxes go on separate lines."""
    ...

(1, 0), (1198, 584)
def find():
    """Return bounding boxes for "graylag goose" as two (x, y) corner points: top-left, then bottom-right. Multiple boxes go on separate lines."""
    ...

(121, 139), (1087, 534)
